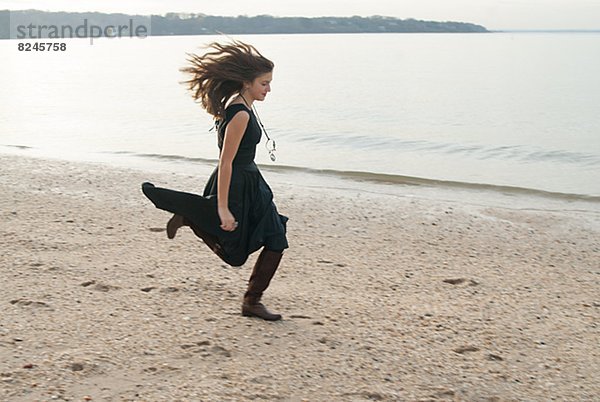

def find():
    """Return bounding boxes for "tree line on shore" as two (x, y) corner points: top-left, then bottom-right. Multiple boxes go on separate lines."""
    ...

(1, 9), (488, 39)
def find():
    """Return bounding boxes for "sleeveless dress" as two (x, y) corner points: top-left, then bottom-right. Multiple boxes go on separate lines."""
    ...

(141, 103), (289, 267)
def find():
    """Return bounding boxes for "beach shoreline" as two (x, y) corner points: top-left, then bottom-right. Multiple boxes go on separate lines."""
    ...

(1, 153), (598, 401)
(2, 144), (599, 212)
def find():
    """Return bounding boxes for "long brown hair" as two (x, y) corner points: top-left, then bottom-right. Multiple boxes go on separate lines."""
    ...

(180, 40), (274, 119)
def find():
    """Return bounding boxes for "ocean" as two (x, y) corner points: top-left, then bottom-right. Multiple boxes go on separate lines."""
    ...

(1, 32), (599, 201)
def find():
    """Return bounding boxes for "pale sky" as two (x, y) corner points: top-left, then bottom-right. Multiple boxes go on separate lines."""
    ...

(2, 0), (600, 30)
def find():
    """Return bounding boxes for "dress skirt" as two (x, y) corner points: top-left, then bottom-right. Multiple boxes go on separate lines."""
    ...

(141, 162), (288, 267)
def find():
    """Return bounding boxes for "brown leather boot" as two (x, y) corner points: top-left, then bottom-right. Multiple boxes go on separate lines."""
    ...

(183, 219), (224, 257)
(242, 249), (283, 321)
(167, 215), (224, 257)
(166, 214), (185, 239)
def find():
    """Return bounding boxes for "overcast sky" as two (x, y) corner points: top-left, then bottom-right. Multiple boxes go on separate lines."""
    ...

(2, 0), (599, 30)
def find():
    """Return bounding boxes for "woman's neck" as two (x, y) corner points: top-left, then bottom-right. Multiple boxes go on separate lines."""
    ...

(239, 92), (254, 108)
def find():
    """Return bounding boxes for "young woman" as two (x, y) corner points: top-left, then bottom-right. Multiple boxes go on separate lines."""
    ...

(142, 40), (288, 321)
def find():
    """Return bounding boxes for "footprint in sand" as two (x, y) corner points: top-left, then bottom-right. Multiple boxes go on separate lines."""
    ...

(443, 278), (479, 286)
(453, 346), (480, 354)
(10, 299), (51, 308)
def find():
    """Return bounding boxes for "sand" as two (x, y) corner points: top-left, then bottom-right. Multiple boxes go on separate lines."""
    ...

(0, 153), (598, 401)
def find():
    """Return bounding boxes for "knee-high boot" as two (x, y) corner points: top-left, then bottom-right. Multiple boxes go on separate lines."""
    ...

(242, 248), (283, 321)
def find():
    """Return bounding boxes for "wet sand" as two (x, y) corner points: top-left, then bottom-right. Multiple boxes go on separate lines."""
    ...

(1, 153), (598, 401)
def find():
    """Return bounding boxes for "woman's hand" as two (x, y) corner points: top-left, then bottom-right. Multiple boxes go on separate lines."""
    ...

(218, 207), (238, 232)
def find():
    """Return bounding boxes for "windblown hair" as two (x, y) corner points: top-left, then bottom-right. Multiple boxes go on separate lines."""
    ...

(180, 40), (274, 119)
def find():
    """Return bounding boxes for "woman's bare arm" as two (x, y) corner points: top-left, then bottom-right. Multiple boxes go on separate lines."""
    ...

(217, 110), (249, 231)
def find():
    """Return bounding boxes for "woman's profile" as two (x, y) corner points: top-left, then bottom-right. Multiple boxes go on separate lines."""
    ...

(141, 40), (288, 321)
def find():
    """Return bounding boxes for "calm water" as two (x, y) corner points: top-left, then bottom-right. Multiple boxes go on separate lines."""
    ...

(1, 33), (599, 197)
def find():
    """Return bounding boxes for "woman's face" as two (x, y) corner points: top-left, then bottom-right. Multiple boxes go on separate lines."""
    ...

(246, 71), (272, 102)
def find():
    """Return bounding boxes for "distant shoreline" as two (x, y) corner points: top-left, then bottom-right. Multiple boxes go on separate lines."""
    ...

(1, 9), (488, 39)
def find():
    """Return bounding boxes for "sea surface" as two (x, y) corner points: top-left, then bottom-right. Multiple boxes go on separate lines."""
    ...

(1, 32), (599, 201)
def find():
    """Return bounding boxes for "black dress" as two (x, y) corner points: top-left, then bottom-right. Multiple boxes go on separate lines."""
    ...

(141, 103), (289, 267)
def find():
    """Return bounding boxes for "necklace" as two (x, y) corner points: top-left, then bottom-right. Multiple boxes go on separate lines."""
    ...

(239, 93), (277, 162)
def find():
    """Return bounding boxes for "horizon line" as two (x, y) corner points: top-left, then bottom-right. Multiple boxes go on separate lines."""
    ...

(4, 9), (599, 31)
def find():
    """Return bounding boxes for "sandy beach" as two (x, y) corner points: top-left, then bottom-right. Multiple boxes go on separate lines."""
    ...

(0, 153), (598, 401)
